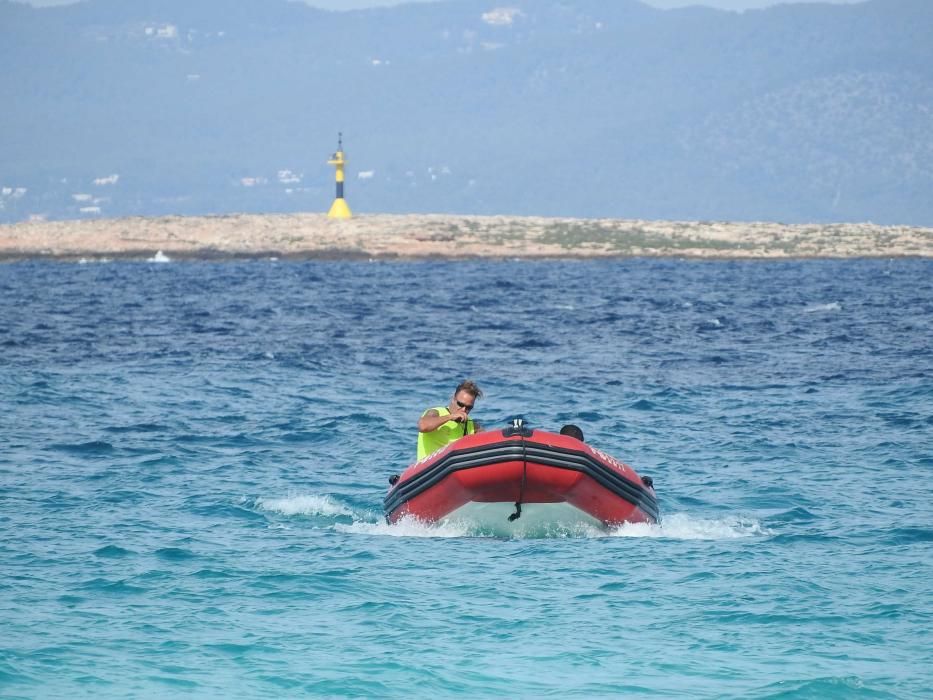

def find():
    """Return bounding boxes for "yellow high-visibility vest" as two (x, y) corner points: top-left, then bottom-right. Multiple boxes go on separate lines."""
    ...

(416, 406), (475, 460)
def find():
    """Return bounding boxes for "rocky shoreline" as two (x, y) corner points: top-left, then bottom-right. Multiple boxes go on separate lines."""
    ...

(1, 213), (931, 261)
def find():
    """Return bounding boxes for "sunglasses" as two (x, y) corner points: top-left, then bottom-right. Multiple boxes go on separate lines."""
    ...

(456, 400), (475, 411)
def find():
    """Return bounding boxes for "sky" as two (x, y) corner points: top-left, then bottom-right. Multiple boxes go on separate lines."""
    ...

(640, 0), (863, 8)
(20, 0), (869, 11)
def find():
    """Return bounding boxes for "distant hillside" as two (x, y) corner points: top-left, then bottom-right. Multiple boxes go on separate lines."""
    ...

(1, 0), (931, 225)
(3, 213), (931, 260)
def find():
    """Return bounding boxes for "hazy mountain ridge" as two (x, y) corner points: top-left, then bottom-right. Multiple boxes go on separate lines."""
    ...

(2, 0), (931, 224)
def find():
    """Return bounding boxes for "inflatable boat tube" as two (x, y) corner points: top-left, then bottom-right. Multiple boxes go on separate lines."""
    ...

(385, 421), (658, 531)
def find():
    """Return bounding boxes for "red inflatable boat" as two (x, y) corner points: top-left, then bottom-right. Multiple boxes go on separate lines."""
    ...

(384, 420), (658, 532)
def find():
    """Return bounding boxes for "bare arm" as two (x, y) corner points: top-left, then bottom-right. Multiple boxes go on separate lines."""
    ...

(418, 407), (470, 432)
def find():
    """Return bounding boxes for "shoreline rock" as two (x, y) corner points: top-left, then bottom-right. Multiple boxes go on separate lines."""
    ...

(1, 212), (931, 261)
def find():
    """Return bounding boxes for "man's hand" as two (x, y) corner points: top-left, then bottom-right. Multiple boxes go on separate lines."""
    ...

(448, 406), (470, 424)
(418, 408), (468, 433)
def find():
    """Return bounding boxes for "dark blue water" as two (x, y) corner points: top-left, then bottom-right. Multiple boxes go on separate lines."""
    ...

(2, 258), (931, 698)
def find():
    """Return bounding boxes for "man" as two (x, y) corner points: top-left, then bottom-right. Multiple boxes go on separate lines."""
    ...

(416, 380), (484, 459)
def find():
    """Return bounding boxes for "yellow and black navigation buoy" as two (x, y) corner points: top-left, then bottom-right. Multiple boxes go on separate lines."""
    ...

(327, 133), (352, 219)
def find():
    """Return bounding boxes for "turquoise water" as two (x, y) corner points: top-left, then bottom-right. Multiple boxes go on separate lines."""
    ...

(2, 258), (931, 698)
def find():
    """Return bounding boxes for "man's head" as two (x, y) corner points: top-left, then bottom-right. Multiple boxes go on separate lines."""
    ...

(450, 379), (483, 414)
(559, 424), (584, 442)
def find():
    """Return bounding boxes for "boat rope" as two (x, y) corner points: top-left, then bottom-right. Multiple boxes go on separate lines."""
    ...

(508, 426), (527, 522)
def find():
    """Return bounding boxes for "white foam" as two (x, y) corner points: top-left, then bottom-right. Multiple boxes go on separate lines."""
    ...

(804, 301), (841, 313)
(257, 493), (354, 518)
(339, 511), (770, 540)
(337, 514), (473, 538)
(148, 250), (171, 263)
(259, 493), (768, 541)
(339, 514), (615, 540)
(610, 512), (769, 540)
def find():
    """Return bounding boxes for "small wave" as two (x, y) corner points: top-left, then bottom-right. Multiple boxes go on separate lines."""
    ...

(803, 301), (841, 313)
(764, 506), (819, 524)
(155, 547), (198, 561)
(0, 665), (38, 685)
(610, 513), (770, 540)
(50, 440), (114, 454)
(256, 493), (355, 518)
(697, 317), (724, 331)
(104, 422), (168, 434)
(883, 526), (933, 545)
(93, 544), (135, 558)
(79, 577), (147, 595)
(743, 675), (883, 699)
(510, 336), (555, 350)
(280, 430), (332, 444)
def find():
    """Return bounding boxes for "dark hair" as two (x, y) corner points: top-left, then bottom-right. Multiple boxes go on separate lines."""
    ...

(559, 424), (584, 442)
(456, 379), (483, 399)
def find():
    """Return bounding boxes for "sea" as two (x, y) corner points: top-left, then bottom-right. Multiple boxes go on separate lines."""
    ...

(1, 257), (931, 698)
